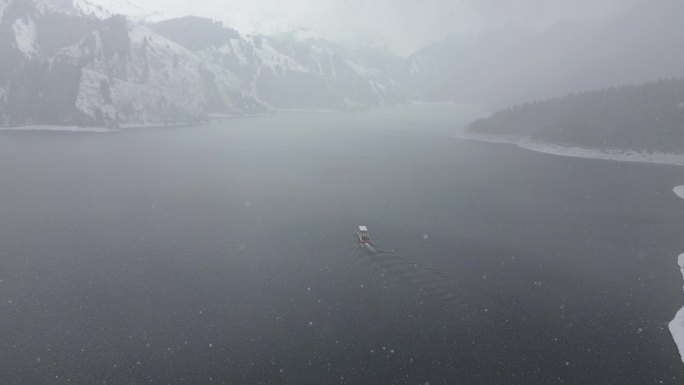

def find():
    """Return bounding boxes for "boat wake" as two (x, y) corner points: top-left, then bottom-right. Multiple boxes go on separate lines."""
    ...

(351, 235), (467, 309)
(350, 231), (521, 346)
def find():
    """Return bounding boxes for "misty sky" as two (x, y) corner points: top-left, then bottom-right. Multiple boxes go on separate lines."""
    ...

(88, 0), (640, 55)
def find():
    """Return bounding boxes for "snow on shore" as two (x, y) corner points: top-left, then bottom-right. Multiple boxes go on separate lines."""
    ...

(674, 186), (684, 199)
(670, 189), (684, 365)
(454, 132), (684, 167)
(0, 121), (203, 133)
(0, 125), (113, 133)
(669, 254), (684, 365)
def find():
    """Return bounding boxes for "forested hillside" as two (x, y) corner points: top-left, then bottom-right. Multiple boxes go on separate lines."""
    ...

(467, 78), (684, 153)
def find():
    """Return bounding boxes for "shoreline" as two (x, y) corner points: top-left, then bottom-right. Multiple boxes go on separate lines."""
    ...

(0, 125), (114, 133)
(0, 121), (205, 133)
(670, 252), (684, 366)
(0, 103), (486, 133)
(456, 131), (684, 366)
(671, 188), (684, 365)
(454, 132), (684, 167)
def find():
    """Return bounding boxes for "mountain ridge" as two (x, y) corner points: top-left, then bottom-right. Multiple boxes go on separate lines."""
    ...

(0, 0), (406, 128)
(2, 0), (684, 129)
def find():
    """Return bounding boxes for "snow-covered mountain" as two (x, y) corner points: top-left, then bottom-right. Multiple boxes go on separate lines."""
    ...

(148, 17), (406, 110)
(4, 0), (684, 127)
(0, 0), (261, 127)
(0, 0), (406, 128)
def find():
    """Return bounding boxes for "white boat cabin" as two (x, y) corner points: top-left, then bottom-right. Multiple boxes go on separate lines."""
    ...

(357, 226), (369, 243)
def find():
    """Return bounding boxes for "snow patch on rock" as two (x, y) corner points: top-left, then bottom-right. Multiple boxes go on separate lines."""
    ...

(0, 0), (9, 21)
(75, 69), (116, 120)
(12, 16), (37, 57)
(255, 40), (307, 73)
(0, 125), (112, 132)
(348, 60), (373, 77)
(34, 0), (77, 15)
(72, 0), (162, 21)
(129, 25), (187, 55)
(72, 0), (113, 19)
(224, 39), (250, 67)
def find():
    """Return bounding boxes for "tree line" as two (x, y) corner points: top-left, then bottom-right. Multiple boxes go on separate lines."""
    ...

(467, 78), (684, 153)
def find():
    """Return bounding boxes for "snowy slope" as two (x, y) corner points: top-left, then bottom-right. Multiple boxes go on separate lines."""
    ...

(11, 16), (37, 57)
(55, 20), (261, 125)
(669, 253), (684, 365)
(34, 0), (80, 15)
(192, 33), (405, 109)
(0, 1), (267, 127)
(146, 16), (406, 109)
(73, 0), (164, 21)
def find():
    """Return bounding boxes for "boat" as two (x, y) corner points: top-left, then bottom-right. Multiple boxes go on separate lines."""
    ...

(356, 226), (370, 244)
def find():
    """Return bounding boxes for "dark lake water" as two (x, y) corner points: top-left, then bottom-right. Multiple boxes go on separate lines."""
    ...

(2, 105), (684, 384)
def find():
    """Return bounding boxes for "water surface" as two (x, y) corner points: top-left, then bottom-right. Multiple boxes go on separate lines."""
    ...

(1, 105), (684, 384)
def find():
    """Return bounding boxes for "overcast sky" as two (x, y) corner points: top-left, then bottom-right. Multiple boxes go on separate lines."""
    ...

(86, 0), (641, 55)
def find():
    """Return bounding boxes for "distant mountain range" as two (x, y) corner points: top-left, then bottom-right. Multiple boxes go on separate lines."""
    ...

(1, 0), (683, 128)
(405, 0), (684, 109)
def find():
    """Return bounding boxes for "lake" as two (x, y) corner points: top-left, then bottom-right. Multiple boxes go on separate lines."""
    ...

(1, 105), (684, 384)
